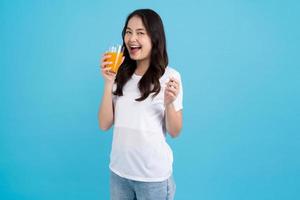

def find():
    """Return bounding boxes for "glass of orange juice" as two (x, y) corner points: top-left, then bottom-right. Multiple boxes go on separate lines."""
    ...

(105, 45), (124, 73)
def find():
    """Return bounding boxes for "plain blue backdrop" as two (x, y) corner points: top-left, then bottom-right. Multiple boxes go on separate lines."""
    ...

(1, 0), (299, 199)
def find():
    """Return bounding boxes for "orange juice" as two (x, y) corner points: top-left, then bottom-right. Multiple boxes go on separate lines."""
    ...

(105, 51), (123, 73)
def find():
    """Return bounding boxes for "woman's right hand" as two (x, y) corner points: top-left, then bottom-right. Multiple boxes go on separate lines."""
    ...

(100, 54), (116, 85)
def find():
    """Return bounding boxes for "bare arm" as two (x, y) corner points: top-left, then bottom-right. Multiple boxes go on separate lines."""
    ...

(165, 104), (182, 137)
(98, 54), (119, 131)
(164, 77), (183, 137)
(98, 83), (114, 130)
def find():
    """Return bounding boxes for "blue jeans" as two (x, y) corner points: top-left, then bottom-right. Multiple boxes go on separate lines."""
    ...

(110, 171), (176, 200)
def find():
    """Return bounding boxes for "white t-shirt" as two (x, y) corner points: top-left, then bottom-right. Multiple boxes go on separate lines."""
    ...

(109, 66), (183, 182)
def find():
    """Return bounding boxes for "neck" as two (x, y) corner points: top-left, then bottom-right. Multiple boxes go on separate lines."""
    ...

(135, 59), (150, 76)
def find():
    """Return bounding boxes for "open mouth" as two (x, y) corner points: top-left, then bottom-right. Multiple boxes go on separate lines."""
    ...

(129, 45), (142, 53)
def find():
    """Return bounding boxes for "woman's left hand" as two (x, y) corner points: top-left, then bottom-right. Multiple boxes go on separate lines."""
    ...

(164, 77), (180, 106)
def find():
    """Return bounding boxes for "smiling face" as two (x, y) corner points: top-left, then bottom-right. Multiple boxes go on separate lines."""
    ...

(124, 16), (152, 62)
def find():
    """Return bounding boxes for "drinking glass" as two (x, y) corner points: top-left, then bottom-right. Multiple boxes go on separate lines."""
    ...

(105, 45), (124, 73)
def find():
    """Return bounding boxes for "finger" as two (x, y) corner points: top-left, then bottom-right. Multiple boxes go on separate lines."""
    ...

(167, 84), (176, 91)
(100, 54), (112, 63)
(107, 71), (116, 76)
(165, 87), (177, 96)
(101, 61), (112, 68)
(101, 69), (116, 78)
(101, 55), (110, 64)
(169, 77), (179, 84)
(104, 71), (116, 77)
(165, 90), (176, 99)
(167, 78), (179, 86)
(167, 81), (178, 89)
(169, 80), (179, 88)
(101, 67), (111, 73)
(166, 82), (179, 91)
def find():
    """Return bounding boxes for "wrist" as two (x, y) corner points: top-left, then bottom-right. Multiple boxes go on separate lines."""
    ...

(104, 81), (114, 88)
(104, 83), (114, 93)
(165, 102), (174, 110)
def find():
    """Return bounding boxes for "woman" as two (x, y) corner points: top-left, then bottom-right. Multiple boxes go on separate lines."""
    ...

(98, 9), (183, 200)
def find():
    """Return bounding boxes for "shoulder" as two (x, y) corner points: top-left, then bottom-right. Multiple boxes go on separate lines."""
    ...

(163, 66), (181, 80)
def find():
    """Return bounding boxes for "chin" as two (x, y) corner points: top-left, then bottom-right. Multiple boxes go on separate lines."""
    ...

(129, 55), (140, 60)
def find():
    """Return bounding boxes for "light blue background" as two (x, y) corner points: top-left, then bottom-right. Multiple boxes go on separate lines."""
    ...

(1, 0), (299, 199)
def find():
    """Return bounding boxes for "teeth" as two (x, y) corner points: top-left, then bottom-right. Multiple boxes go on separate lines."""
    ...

(130, 45), (141, 48)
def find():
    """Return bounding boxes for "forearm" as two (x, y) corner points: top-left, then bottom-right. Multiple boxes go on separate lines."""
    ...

(165, 103), (182, 137)
(98, 84), (114, 130)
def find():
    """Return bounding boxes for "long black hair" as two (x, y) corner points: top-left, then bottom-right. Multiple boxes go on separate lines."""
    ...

(113, 9), (168, 101)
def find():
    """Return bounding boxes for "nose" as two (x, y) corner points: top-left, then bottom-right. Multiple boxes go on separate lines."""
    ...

(128, 33), (138, 42)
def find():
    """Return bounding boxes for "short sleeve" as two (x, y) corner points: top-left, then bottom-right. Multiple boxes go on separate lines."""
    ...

(172, 72), (183, 112)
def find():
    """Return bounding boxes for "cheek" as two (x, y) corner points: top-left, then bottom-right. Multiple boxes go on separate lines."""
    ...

(140, 36), (151, 47)
(124, 39), (128, 45)
(143, 41), (152, 53)
(124, 35), (130, 43)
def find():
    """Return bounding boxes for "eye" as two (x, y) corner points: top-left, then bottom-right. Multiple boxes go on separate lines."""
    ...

(125, 30), (132, 34)
(137, 32), (145, 35)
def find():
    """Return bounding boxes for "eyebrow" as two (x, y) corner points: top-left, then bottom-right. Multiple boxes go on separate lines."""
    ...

(126, 27), (146, 31)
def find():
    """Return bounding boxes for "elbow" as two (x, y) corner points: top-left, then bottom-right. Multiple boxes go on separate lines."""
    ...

(98, 120), (112, 131)
(98, 113), (114, 131)
(168, 127), (182, 138)
(99, 124), (110, 131)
